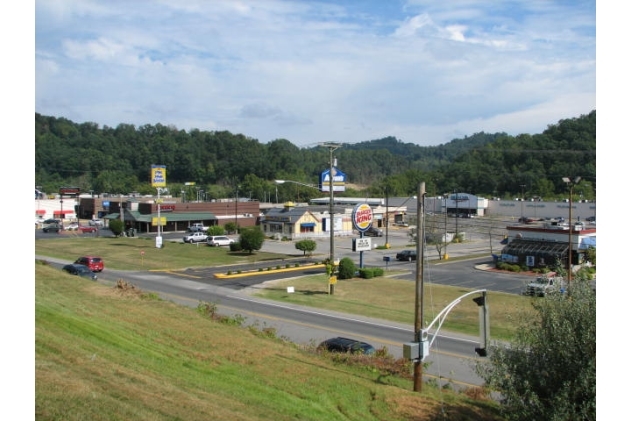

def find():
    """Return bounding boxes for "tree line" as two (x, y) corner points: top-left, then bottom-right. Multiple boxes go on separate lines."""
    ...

(35, 110), (596, 202)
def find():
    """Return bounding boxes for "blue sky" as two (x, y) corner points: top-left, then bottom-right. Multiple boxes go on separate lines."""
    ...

(34, 0), (596, 147)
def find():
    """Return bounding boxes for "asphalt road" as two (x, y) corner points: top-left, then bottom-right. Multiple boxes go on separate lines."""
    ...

(36, 223), (524, 389)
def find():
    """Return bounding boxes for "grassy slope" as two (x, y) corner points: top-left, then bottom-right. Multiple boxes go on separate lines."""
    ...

(36, 262), (503, 420)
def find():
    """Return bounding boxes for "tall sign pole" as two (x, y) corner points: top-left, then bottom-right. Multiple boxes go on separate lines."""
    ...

(151, 165), (167, 248)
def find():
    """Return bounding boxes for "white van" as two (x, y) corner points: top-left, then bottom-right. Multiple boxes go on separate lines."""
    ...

(207, 236), (235, 247)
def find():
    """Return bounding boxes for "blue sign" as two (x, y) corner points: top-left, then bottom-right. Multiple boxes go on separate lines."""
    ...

(320, 167), (346, 192)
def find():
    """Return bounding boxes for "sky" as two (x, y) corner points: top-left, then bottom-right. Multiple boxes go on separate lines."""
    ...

(34, 0), (596, 148)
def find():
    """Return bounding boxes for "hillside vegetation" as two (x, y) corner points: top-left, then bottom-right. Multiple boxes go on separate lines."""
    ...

(35, 110), (595, 201)
(35, 262), (503, 420)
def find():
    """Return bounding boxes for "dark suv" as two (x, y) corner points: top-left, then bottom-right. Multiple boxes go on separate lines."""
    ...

(395, 249), (417, 261)
(318, 337), (375, 355)
(364, 226), (383, 237)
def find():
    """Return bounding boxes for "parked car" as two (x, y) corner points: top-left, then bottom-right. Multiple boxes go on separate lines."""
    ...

(88, 219), (104, 227)
(318, 337), (376, 355)
(395, 249), (417, 261)
(42, 223), (62, 233)
(207, 235), (235, 247)
(78, 225), (98, 233)
(585, 216), (596, 222)
(74, 256), (104, 272)
(183, 232), (208, 244)
(62, 264), (98, 280)
(364, 226), (383, 237)
(66, 222), (79, 230)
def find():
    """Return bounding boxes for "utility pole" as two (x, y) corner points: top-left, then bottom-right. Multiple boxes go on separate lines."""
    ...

(563, 177), (581, 286)
(321, 142), (341, 295)
(414, 182), (426, 392)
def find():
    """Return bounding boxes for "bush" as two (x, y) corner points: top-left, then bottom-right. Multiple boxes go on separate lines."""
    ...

(497, 262), (522, 272)
(338, 257), (356, 280)
(229, 242), (242, 252)
(359, 267), (385, 279)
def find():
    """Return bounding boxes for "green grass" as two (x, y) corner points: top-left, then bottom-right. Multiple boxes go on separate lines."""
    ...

(35, 237), (534, 341)
(253, 275), (532, 342)
(35, 262), (503, 420)
(35, 236), (292, 271)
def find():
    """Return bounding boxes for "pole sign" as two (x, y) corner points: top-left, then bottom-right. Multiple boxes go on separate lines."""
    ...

(151, 165), (167, 187)
(352, 203), (374, 233)
(352, 237), (372, 252)
(320, 167), (346, 192)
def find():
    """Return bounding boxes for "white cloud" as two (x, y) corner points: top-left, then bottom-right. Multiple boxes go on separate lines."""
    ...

(35, 0), (596, 146)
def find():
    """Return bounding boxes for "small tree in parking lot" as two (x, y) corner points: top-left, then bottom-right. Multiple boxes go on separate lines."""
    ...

(207, 225), (225, 236)
(239, 227), (264, 254)
(295, 239), (317, 256)
(224, 222), (238, 235)
(109, 219), (124, 236)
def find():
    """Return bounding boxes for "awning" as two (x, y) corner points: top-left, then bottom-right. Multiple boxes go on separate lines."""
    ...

(300, 222), (316, 227)
(36, 210), (46, 215)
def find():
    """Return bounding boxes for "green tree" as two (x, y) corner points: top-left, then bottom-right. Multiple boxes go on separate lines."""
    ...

(337, 257), (356, 280)
(238, 227), (265, 254)
(109, 219), (124, 236)
(583, 246), (596, 267)
(475, 279), (595, 420)
(295, 239), (317, 256)
(224, 222), (238, 234)
(207, 225), (225, 236)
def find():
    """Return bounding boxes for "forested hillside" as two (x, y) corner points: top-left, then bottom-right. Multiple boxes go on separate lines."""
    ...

(35, 110), (596, 202)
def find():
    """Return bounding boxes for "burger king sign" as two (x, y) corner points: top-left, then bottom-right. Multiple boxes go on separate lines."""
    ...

(352, 203), (374, 233)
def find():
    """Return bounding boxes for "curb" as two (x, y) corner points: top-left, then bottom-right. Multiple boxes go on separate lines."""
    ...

(214, 263), (327, 279)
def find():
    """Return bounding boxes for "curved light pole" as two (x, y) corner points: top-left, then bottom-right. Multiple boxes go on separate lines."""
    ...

(562, 176), (581, 286)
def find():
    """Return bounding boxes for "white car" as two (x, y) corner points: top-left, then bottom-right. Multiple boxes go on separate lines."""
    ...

(207, 236), (235, 247)
(66, 222), (79, 231)
(89, 219), (104, 227)
(183, 232), (208, 244)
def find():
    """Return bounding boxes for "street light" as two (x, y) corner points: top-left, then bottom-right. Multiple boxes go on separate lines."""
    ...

(562, 176), (581, 286)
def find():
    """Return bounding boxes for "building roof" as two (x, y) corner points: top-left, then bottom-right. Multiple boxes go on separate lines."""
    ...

(105, 210), (216, 223)
(501, 238), (569, 257)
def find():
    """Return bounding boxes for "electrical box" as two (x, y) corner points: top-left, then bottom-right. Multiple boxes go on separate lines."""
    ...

(403, 342), (420, 360)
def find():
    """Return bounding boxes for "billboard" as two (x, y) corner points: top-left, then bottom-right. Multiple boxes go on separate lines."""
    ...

(151, 165), (167, 187)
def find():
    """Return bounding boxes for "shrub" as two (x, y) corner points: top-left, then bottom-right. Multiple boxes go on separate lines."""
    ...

(358, 267), (385, 279)
(229, 242), (242, 252)
(338, 257), (356, 280)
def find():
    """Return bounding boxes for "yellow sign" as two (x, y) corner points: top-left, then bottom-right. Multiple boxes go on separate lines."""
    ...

(329, 276), (337, 285)
(151, 217), (167, 226)
(151, 165), (167, 187)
